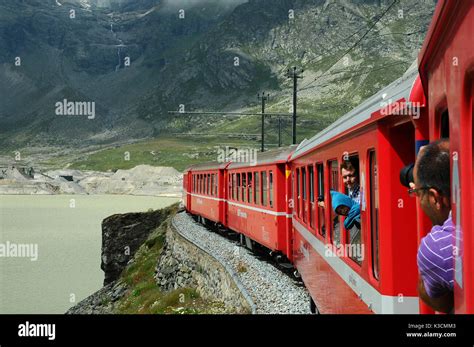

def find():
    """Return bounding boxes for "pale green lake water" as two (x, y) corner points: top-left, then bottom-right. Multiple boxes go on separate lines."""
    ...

(0, 195), (179, 314)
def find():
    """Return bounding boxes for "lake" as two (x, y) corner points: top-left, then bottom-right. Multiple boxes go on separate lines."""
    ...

(0, 195), (179, 314)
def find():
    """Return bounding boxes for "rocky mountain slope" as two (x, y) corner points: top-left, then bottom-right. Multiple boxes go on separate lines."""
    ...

(0, 0), (436, 152)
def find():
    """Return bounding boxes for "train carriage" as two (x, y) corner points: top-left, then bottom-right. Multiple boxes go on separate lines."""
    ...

(226, 146), (296, 257)
(289, 64), (425, 314)
(184, 162), (229, 226)
(417, 0), (474, 314)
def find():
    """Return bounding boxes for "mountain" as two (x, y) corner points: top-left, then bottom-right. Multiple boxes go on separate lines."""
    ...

(0, 0), (436, 153)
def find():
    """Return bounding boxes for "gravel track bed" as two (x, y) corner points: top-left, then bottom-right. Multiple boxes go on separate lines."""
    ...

(173, 212), (310, 314)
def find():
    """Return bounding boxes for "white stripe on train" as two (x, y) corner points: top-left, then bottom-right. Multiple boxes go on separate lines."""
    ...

(189, 193), (292, 218)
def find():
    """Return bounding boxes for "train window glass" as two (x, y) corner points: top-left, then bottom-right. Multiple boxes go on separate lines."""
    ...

(207, 174), (211, 195)
(309, 166), (315, 229)
(269, 171), (274, 208)
(254, 172), (260, 205)
(232, 174), (236, 200)
(248, 173), (253, 203)
(262, 171), (267, 206)
(296, 168), (300, 217)
(214, 174), (218, 196)
(302, 167), (307, 222)
(329, 160), (341, 246)
(316, 163), (326, 237)
(242, 174), (247, 202)
(210, 174), (214, 196)
(441, 110), (449, 138)
(370, 151), (380, 280)
(199, 174), (202, 194)
(237, 173), (241, 201)
(203, 174), (206, 195)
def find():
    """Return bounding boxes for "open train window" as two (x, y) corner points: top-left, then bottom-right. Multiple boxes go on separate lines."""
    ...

(248, 172), (253, 203)
(262, 171), (268, 206)
(254, 172), (260, 205)
(440, 109), (449, 138)
(369, 150), (380, 280)
(329, 160), (341, 246)
(269, 171), (274, 208)
(309, 165), (315, 229)
(341, 155), (362, 265)
(316, 163), (325, 237)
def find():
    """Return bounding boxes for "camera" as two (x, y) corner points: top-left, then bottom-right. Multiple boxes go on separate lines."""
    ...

(400, 163), (415, 188)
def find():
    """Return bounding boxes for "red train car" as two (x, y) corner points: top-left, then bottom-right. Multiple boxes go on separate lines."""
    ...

(226, 146), (296, 258)
(417, 0), (474, 314)
(184, 162), (229, 226)
(289, 64), (424, 314)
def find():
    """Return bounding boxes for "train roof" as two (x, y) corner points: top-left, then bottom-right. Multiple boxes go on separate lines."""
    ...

(290, 62), (420, 161)
(184, 145), (297, 173)
(184, 161), (229, 172)
(227, 145), (297, 169)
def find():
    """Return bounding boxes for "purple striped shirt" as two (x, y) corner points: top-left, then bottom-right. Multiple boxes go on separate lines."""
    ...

(417, 213), (455, 298)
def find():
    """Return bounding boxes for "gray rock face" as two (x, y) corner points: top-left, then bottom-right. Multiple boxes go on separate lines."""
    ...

(101, 208), (170, 285)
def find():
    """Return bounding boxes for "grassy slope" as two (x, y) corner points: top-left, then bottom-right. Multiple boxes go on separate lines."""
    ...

(114, 204), (229, 314)
(68, 136), (260, 172)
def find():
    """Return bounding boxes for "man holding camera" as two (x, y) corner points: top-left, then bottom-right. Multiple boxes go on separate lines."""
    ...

(410, 139), (454, 313)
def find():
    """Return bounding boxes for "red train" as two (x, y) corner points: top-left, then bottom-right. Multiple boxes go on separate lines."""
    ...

(183, 0), (473, 314)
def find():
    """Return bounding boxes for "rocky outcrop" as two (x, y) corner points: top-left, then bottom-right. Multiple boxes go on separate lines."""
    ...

(101, 207), (172, 285)
(66, 281), (127, 314)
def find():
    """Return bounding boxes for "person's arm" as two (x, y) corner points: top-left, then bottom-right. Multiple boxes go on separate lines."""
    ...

(418, 278), (453, 313)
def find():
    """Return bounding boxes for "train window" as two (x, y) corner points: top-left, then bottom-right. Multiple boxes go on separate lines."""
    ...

(269, 171), (274, 208)
(309, 165), (315, 229)
(302, 167), (307, 222)
(211, 174), (214, 196)
(232, 174), (236, 200)
(329, 160), (341, 246)
(237, 173), (241, 201)
(342, 155), (362, 265)
(254, 172), (260, 205)
(208, 174), (211, 195)
(262, 171), (268, 206)
(248, 172), (253, 203)
(242, 173), (247, 202)
(296, 168), (300, 217)
(198, 174), (201, 194)
(214, 174), (218, 196)
(441, 109), (449, 138)
(369, 151), (380, 280)
(316, 163), (326, 237)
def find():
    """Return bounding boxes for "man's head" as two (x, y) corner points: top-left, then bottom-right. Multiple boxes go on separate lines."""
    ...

(341, 159), (359, 190)
(413, 139), (451, 226)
